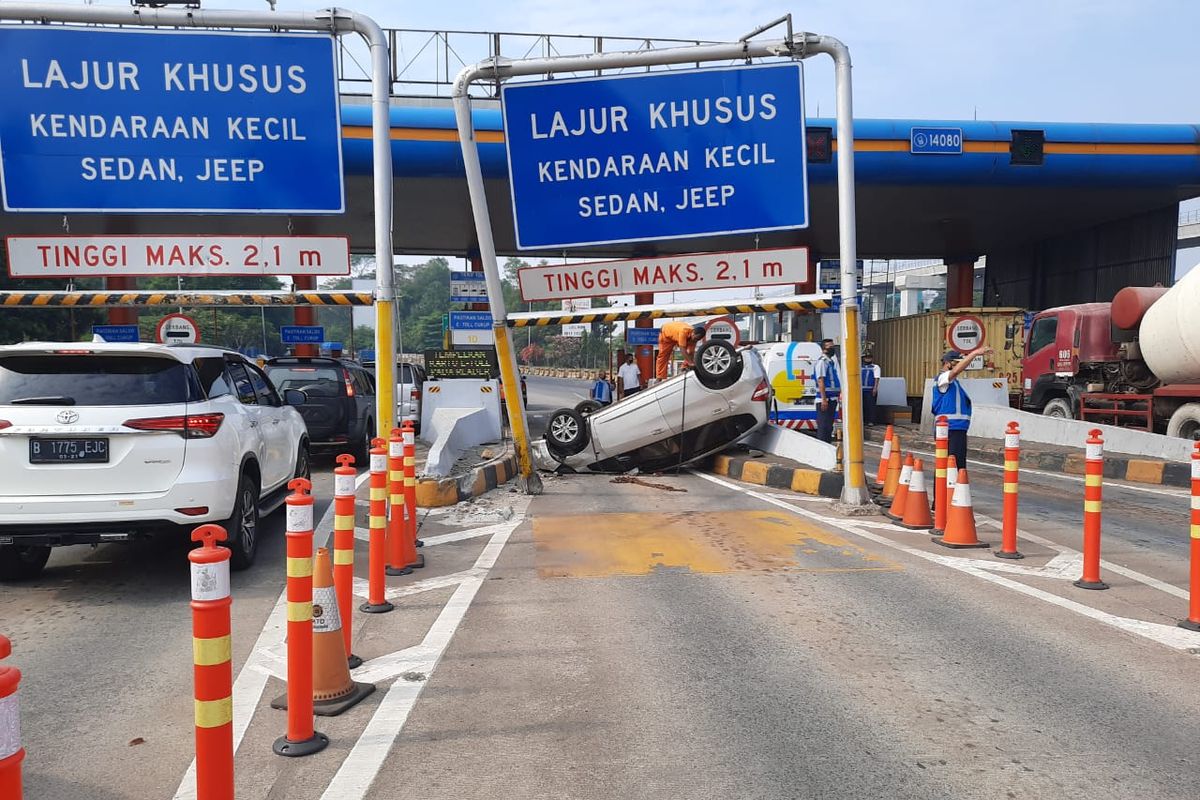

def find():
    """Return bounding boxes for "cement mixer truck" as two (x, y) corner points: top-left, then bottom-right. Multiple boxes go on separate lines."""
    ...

(1021, 265), (1200, 438)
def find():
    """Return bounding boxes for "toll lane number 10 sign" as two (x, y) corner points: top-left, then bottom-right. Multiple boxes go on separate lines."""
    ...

(501, 63), (809, 250)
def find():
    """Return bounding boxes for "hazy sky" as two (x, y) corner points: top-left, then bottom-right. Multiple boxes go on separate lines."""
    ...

(190, 0), (1199, 125)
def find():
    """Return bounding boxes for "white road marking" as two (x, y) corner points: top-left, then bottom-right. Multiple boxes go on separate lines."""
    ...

(319, 520), (521, 799)
(693, 470), (1200, 654)
(171, 470), (371, 800)
(865, 440), (1189, 499)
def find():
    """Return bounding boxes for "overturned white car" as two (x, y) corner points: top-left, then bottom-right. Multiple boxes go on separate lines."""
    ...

(542, 340), (771, 473)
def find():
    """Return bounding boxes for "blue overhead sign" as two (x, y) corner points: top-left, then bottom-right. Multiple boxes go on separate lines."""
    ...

(0, 26), (343, 213)
(448, 311), (493, 330)
(280, 325), (324, 344)
(449, 271), (488, 303)
(91, 324), (139, 343)
(910, 127), (963, 155)
(501, 63), (808, 249)
(624, 327), (661, 346)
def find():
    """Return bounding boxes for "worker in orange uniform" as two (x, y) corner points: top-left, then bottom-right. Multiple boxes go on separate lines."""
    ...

(656, 321), (705, 380)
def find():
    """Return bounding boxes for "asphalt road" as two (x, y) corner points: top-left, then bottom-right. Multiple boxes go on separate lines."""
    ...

(8, 376), (1200, 799)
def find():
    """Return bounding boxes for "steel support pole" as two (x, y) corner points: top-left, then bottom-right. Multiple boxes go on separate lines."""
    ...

(0, 2), (396, 437)
(452, 33), (858, 495)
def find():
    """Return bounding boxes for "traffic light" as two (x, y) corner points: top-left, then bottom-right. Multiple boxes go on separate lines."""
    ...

(806, 127), (833, 164)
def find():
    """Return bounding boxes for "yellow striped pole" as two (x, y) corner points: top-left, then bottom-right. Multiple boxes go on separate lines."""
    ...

(272, 479), (329, 757)
(361, 440), (394, 614)
(188, 524), (234, 797)
(996, 421), (1024, 559)
(1180, 442), (1200, 630)
(332, 454), (361, 669)
(1075, 429), (1109, 590)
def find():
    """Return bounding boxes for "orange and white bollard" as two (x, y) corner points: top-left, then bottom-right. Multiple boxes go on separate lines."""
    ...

(995, 422), (1024, 560)
(933, 416), (949, 534)
(874, 425), (894, 488)
(0, 635), (24, 800)
(188, 525), (234, 799)
(1074, 429), (1109, 590)
(403, 421), (424, 567)
(1180, 442), (1200, 631)
(332, 454), (362, 668)
(361, 439), (394, 614)
(272, 479), (329, 757)
(385, 429), (414, 577)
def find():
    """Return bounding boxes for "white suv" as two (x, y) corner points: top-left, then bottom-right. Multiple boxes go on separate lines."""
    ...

(0, 342), (310, 579)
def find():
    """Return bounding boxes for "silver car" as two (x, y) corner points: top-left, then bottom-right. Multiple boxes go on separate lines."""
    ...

(541, 341), (771, 473)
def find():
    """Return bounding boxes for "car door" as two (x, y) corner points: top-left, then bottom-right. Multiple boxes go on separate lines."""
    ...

(224, 360), (271, 486)
(588, 385), (674, 458)
(352, 366), (374, 433)
(244, 359), (292, 490)
(650, 373), (732, 435)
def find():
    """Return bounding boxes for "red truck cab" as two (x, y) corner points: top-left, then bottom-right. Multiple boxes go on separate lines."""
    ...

(1021, 303), (1119, 415)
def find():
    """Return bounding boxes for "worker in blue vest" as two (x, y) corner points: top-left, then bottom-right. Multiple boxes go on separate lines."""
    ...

(932, 346), (991, 469)
(815, 338), (841, 443)
(861, 352), (881, 427)
(591, 371), (614, 406)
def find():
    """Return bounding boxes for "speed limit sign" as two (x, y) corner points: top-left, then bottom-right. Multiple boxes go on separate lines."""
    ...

(946, 315), (985, 353)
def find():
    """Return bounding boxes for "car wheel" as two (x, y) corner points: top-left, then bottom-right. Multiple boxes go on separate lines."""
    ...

(294, 442), (311, 482)
(225, 472), (261, 571)
(694, 340), (743, 390)
(575, 400), (603, 417)
(1042, 398), (1073, 419)
(545, 408), (589, 457)
(0, 544), (51, 581)
(354, 419), (373, 463)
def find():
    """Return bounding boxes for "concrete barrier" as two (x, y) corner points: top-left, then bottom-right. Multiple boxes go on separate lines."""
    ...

(971, 404), (1193, 462)
(420, 378), (502, 444)
(423, 407), (495, 478)
(745, 423), (838, 471)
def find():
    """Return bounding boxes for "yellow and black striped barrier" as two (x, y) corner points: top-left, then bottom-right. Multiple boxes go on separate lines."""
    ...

(506, 295), (832, 327)
(0, 291), (374, 307)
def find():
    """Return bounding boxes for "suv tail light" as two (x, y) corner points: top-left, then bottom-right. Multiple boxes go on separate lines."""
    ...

(751, 380), (771, 403)
(343, 368), (356, 398)
(410, 386), (421, 400)
(123, 413), (225, 438)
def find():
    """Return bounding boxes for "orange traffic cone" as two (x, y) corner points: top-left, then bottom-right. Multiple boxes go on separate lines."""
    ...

(874, 425), (894, 487)
(876, 435), (903, 506)
(933, 468), (989, 549)
(885, 454), (915, 520)
(311, 548), (375, 715)
(900, 458), (934, 530)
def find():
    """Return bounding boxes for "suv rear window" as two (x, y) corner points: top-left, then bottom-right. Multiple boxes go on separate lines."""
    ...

(0, 355), (194, 406)
(264, 365), (343, 398)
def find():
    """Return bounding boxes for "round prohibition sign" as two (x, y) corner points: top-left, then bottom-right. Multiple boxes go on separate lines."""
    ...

(155, 313), (201, 345)
(946, 314), (985, 353)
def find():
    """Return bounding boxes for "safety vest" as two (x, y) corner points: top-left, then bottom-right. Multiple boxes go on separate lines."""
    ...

(861, 366), (877, 390)
(931, 376), (972, 431)
(817, 355), (841, 393)
(592, 380), (612, 404)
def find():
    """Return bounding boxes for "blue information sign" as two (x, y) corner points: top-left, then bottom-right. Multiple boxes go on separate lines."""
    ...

(910, 127), (963, 155)
(501, 64), (807, 249)
(449, 311), (493, 330)
(449, 271), (488, 303)
(0, 26), (343, 213)
(91, 324), (139, 343)
(280, 325), (324, 344)
(624, 327), (661, 346)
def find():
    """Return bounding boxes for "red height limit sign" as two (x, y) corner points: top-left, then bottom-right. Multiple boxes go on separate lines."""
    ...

(517, 246), (810, 302)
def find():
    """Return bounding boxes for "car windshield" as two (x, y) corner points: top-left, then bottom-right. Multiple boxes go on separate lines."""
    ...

(264, 365), (342, 398)
(0, 354), (193, 405)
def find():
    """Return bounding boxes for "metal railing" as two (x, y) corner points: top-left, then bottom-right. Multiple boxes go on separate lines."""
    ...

(335, 27), (721, 98)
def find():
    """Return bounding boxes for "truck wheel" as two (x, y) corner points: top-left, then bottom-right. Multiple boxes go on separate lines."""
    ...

(0, 544), (51, 581)
(694, 340), (743, 390)
(1042, 398), (1073, 419)
(546, 408), (589, 457)
(1167, 404), (1200, 440)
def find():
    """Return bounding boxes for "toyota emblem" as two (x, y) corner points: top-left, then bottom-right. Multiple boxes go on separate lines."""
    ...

(56, 410), (79, 425)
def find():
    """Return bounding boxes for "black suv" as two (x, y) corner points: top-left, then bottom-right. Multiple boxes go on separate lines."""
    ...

(264, 357), (376, 460)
